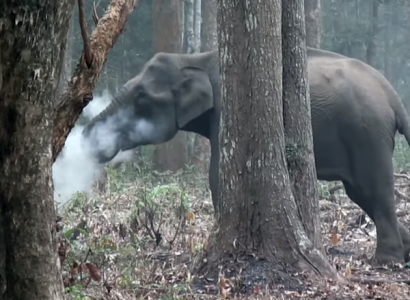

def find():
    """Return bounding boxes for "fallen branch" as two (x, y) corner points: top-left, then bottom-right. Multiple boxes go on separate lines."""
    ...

(52, 0), (139, 162)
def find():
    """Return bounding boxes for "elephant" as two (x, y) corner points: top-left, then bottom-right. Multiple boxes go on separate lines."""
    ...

(82, 47), (410, 265)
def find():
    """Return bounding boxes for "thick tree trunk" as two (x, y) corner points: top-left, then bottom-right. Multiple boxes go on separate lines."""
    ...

(197, 0), (339, 284)
(53, 0), (139, 162)
(152, 0), (188, 172)
(282, 0), (324, 254)
(0, 1), (75, 299)
(304, 0), (322, 48)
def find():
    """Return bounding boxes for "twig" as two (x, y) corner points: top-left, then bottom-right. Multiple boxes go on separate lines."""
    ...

(349, 276), (410, 285)
(78, 0), (93, 67)
(92, 1), (101, 25)
(394, 173), (410, 180)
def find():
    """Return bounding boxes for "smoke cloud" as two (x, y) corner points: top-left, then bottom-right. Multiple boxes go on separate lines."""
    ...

(52, 90), (134, 208)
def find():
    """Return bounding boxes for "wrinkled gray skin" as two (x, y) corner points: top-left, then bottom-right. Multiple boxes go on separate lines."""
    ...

(83, 47), (410, 265)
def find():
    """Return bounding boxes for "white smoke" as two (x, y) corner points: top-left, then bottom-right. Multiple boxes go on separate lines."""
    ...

(52, 89), (135, 208)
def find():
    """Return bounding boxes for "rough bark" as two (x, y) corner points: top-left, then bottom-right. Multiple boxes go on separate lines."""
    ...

(0, 1), (75, 299)
(366, 0), (379, 67)
(282, 0), (326, 257)
(152, 0), (188, 172)
(53, 0), (140, 162)
(196, 0), (339, 283)
(304, 0), (322, 48)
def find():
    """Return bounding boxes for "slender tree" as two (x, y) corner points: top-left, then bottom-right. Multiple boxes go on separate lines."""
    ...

(152, 0), (188, 171)
(0, 1), (75, 299)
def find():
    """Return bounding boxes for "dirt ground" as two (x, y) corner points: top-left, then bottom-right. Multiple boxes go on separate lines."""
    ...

(57, 170), (410, 299)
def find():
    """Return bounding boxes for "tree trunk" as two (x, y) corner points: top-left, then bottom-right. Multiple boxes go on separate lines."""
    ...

(383, 6), (393, 85)
(152, 0), (188, 172)
(304, 0), (322, 48)
(282, 0), (323, 252)
(184, 0), (195, 53)
(0, 1), (75, 299)
(365, 0), (379, 67)
(189, 0), (216, 174)
(193, 0), (202, 53)
(196, 0), (339, 284)
(201, 0), (217, 51)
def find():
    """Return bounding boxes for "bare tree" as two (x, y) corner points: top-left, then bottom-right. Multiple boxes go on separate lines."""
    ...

(0, 1), (75, 299)
(152, 0), (188, 171)
(196, 0), (338, 283)
(304, 0), (322, 48)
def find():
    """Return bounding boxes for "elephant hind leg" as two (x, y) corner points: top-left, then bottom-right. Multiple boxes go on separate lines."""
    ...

(343, 180), (406, 264)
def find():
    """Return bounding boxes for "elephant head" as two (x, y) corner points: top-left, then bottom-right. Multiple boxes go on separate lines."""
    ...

(82, 52), (215, 164)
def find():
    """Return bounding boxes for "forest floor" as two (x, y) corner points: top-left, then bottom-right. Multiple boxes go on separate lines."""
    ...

(57, 165), (410, 300)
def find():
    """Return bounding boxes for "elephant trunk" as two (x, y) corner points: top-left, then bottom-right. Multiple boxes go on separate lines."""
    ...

(82, 87), (132, 164)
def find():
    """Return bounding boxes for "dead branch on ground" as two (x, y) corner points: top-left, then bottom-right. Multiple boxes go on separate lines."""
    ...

(52, 0), (139, 162)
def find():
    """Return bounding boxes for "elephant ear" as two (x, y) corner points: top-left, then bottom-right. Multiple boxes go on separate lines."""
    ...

(175, 66), (213, 128)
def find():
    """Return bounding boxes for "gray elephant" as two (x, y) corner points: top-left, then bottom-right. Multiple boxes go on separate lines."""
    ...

(82, 47), (410, 265)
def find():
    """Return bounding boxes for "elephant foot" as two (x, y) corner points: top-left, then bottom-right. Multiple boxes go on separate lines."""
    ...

(367, 247), (406, 267)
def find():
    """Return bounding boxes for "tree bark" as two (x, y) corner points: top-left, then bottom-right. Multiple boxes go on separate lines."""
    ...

(196, 0), (339, 284)
(304, 0), (322, 48)
(0, 1), (75, 299)
(152, 0), (188, 172)
(53, 0), (140, 162)
(282, 0), (324, 254)
(56, 13), (75, 103)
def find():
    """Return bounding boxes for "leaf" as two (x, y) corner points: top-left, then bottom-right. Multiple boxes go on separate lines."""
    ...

(85, 263), (102, 282)
(331, 233), (339, 245)
(345, 263), (352, 277)
(186, 211), (195, 222)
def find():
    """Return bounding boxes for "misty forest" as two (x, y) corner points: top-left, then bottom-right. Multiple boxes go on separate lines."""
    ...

(3, 0), (410, 299)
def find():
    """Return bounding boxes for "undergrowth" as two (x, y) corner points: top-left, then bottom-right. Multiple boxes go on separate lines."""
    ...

(56, 136), (410, 299)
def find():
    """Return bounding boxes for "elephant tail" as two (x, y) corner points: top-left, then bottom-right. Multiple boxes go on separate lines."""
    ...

(393, 97), (410, 147)
(397, 113), (410, 148)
